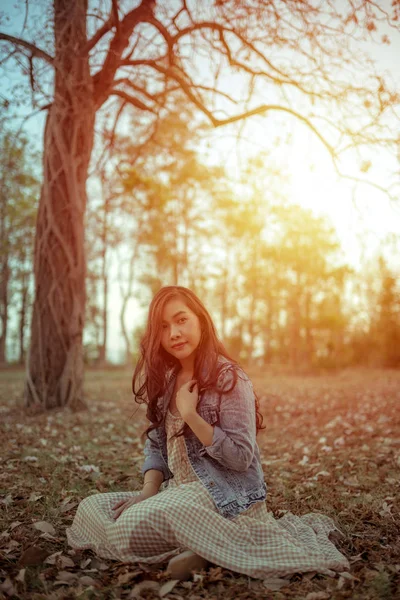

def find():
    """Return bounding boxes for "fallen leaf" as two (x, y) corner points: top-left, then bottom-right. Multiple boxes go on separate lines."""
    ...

(159, 579), (179, 597)
(1, 494), (13, 506)
(207, 566), (224, 581)
(80, 558), (91, 569)
(29, 492), (43, 502)
(306, 592), (331, 599)
(0, 577), (16, 597)
(263, 577), (291, 591)
(39, 532), (60, 541)
(19, 545), (50, 567)
(89, 558), (109, 570)
(128, 580), (159, 598)
(79, 575), (97, 586)
(4, 540), (21, 553)
(60, 501), (78, 513)
(15, 569), (26, 583)
(117, 570), (142, 585)
(78, 464), (100, 473)
(56, 571), (77, 583)
(33, 521), (56, 535)
(10, 521), (23, 530)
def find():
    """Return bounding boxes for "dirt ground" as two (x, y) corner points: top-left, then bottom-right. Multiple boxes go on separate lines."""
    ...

(0, 367), (399, 599)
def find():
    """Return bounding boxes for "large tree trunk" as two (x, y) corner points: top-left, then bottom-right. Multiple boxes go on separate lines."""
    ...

(25, 0), (95, 410)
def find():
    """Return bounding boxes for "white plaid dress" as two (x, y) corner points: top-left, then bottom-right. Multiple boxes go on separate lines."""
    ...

(66, 410), (350, 579)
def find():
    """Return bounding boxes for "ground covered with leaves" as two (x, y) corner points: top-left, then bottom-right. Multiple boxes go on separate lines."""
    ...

(0, 367), (399, 600)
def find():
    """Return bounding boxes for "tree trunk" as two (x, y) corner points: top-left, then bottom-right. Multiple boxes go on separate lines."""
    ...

(0, 190), (9, 364)
(18, 271), (29, 365)
(98, 187), (109, 365)
(0, 260), (9, 364)
(25, 0), (95, 410)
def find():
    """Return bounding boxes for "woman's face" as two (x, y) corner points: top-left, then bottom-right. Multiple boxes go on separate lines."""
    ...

(160, 297), (202, 367)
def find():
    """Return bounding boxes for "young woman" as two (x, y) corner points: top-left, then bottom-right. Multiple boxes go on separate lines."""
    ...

(66, 286), (350, 580)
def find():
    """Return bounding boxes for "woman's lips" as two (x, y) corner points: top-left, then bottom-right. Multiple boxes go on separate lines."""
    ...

(172, 342), (187, 350)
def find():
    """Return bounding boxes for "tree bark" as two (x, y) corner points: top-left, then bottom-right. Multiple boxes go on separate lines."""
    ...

(25, 0), (95, 409)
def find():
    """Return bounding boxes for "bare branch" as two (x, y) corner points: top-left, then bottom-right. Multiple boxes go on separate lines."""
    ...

(112, 0), (120, 34)
(93, 0), (156, 108)
(110, 89), (155, 112)
(120, 58), (335, 158)
(0, 32), (54, 65)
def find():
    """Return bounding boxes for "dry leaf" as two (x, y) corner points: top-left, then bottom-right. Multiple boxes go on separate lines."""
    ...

(33, 520), (56, 535)
(29, 492), (43, 502)
(4, 540), (20, 553)
(305, 592), (331, 599)
(128, 580), (159, 598)
(159, 579), (179, 597)
(263, 577), (291, 591)
(207, 566), (224, 581)
(117, 570), (142, 585)
(80, 558), (91, 569)
(79, 575), (97, 586)
(10, 521), (23, 530)
(56, 571), (77, 583)
(15, 569), (26, 583)
(60, 555), (75, 568)
(60, 501), (78, 513)
(19, 545), (50, 567)
(44, 551), (62, 565)
(39, 532), (59, 541)
(89, 558), (109, 570)
(0, 577), (16, 597)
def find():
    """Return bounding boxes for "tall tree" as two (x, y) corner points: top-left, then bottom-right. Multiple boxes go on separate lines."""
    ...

(0, 0), (399, 408)
(0, 127), (38, 364)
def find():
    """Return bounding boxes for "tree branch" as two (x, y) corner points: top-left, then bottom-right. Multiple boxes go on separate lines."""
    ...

(110, 89), (155, 112)
(93, 0), (156, 108)
(120, 58), (335, 158)
(0, 32), (54, 65)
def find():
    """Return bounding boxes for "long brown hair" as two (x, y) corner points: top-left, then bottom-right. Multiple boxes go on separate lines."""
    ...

(132, 286), (265, 440)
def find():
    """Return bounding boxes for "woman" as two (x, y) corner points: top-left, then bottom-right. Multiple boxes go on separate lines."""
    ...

(66, 286), (350, 581)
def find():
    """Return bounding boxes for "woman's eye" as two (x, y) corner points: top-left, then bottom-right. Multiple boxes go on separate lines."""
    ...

(178, 318), (187, 324)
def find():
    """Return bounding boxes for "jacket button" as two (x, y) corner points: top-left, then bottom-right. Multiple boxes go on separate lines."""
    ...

(209, 481), (215, 487)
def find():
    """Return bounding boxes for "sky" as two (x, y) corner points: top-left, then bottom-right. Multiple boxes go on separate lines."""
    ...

(1, 0), (400, 362)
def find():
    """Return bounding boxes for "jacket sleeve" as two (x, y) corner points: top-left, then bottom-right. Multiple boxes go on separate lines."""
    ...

(202, 367), (257, 472)
(141, 427), (172, 482)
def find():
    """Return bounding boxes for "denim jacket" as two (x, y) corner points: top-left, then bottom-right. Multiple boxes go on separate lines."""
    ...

(141, 356), (267, 519)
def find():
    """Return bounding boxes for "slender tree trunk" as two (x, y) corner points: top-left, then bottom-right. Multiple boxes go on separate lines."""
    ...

(25, 0), (95, 409)
(0, 191), (9, 364)
(19, 271), (29, 365)
(119, 213), (144, 364)
(289, 273), (301, 368)
(98, 187), (108, 365)
(304, 290), (313, 364)
(0, 260), (9, 364)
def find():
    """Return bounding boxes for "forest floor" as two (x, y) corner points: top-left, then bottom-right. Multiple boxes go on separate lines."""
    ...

(0, 367), (399, 600)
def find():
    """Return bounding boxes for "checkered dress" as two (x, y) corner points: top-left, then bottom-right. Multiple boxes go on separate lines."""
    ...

(66, 410), (350, 579)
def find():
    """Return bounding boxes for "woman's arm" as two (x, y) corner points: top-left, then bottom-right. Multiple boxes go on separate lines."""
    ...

(142, 468), (164, 495)
(187, 368), (257, 472)
(141, 428), (172, 482)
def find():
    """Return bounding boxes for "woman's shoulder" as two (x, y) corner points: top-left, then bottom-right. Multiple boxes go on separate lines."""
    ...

(216, 355), (252, 390)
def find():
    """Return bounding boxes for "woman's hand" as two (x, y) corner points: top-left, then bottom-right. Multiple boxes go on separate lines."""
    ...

(112, 489), (155, 520)
(176, 380), (199, 420)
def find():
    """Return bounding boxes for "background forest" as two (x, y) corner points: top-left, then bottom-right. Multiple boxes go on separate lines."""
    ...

(1, 104), (399, 372)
